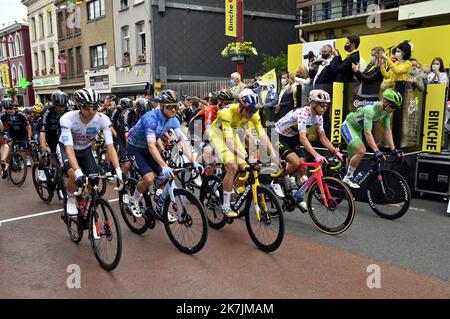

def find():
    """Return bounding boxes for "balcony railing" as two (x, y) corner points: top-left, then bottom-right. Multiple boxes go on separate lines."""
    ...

(296, 0), (424, 25)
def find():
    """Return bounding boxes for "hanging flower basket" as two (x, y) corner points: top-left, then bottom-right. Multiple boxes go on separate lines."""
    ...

(221, 41), (258, 62)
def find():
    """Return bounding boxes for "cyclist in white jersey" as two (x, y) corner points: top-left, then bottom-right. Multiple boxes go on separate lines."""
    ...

(275, 89), (344, 207)
(57, 88), (122, 216)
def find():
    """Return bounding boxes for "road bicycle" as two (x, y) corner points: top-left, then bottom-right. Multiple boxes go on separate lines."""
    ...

(332, 155), (411, 220)
(272, 157), (355, 235)
(32, 152), (66, 204)
(61, 175), (123, 271)
(200, 161), (284, 252)
(4, 139), (30, 187)
(118, 163), (208, 254)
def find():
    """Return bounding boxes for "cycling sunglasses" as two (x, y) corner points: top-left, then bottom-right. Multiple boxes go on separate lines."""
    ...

(3, 106), (14, 110)
(164, 104), (179, 110)
(81, 103), (99, 110)
(245, 108), (258, 115)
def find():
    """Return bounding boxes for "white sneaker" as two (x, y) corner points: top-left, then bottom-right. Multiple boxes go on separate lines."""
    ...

(122, 194), (130, 205)
(167, 212), (177, 223)
(92, 219), (101, 240)
(270, 181), (285, 198)
(27, 157), (32, 167)
(128, 198), (142, 217)
(66, 197), (78, 216)
(285, 176), (298, 192)
(343, 175), (360, 189)
(194, 175), (202, 187)
(38, 169), (47, 182)
(299, 201), (307, 212)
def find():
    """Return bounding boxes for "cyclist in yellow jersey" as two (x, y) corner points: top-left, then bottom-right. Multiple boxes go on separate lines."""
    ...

(211, 89), (278, 217)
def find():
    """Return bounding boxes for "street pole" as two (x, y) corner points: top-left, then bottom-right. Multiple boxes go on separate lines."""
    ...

(236, 0), (244, 80)
(1, 37), (15, 102)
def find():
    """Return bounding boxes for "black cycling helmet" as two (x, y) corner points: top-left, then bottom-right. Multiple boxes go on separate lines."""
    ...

(1, 98), (14, 109)
(159, 89), (179, 105)
(51, 91), (69, 107)
(74, 88), (100, 105)
(119, 97), (133, 109)
(217, 89), (233, 101)
(135, 98), (151, 114)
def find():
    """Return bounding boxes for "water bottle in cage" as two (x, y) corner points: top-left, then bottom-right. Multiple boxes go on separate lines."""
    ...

(78, 197), (89, 217)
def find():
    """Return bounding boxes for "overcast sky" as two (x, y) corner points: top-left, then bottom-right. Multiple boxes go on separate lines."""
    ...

(0, 0), (28, 28)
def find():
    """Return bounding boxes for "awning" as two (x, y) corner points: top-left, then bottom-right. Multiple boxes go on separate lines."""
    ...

(111, 82), (149, 95)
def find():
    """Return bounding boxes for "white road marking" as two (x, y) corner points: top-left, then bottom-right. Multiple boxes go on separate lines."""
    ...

(0, 198), (120, 226)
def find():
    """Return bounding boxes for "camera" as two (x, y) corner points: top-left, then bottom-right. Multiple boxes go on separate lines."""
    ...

(303, 51), (316, 61)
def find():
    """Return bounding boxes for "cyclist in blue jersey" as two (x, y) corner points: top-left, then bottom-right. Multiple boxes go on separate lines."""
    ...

(125, 89), (203, 217)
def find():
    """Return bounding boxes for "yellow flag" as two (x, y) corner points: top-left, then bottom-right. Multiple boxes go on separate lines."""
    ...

(259, 69), (277, 92)
(1, 64), (10, 88)
(225, 0), (237, 37)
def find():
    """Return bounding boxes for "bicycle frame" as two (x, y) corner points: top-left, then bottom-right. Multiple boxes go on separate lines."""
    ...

(298, 162), (333, 209)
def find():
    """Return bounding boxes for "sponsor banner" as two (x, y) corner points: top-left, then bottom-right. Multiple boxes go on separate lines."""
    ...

(422, 84), (446, 153)
(331, 82), (344, 144)
(1, 64), (10, 88)
(225, 0), (237, 37)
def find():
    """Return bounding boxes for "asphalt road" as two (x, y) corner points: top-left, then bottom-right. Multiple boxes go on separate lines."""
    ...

(0, 173), (449, 299)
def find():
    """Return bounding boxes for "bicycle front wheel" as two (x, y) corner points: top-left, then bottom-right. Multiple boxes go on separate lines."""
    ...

(245, 186), (284, 252)
(306, 177), (355, 235)
(199, 175), (227, 229)
(163, 189), (208, 254)
(366, 169), (411, 220)
(90, 198), (122, 271)
(8, 153), (27, 187)
(118, 177), (147, 234)
(32, 164), (54, 203)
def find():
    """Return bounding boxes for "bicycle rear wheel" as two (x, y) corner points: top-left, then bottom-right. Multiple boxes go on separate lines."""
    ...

(366, 169), (411, 220)
(245, 186), (284, 252)
(8, 153), (27, 187)
(199, 175), (227, 229)
(118, 178), (147, 234)
(32, 164), (54, 203)
(90, 198), (122, 271)
(163, 189), (208, 254)
(306, 177), (355, 235)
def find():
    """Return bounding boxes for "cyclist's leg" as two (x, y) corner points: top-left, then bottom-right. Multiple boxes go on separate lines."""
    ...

(126, 143), (158, 199)
(341, 122), (364, 187)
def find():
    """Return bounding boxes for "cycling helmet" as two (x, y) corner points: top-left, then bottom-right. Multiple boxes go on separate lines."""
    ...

(238, 89), (259, 112)
(217, 89), (234, 101)
(159, 89), (179, 105)
(309, 89), (331, 104)
(1, 98), (14, 109)
(51, 91), (69, 107)
(383, 88), (403, 108)
(32, 103), (44, 113)
(119, 98), (133, 109)
(135, 98), (151, 113)
(74, 88), (100, 105)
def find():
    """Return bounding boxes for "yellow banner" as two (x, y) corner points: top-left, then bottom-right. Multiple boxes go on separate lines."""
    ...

(331, 82), (344, 144)
(225, 0), (237, 37)
(1, 64), (10, 88)
(288, 43), (302, 73)
(259, 68), (277, 92)
(422, 84), (446, 153)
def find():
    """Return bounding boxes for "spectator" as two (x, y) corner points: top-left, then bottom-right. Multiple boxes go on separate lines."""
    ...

(427, 57), (449, 86)
(295, 65), (311, 86)
(419, 65), (431, 85)
(407, 58), (425, 92)
(229, 72), (246, 100)
(331, 35), (360, 83)
(380, 41), (412, 90)
(352, 46), (384, 99)
(274, 72), (299, 120)
(310, 44), (335, 88)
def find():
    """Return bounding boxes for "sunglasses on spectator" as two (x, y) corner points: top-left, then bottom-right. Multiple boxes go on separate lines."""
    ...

(81, 103), (99, 110)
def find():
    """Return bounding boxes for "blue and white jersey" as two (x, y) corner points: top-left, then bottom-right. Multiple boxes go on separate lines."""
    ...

(127, 109), (187, 149)
(59, 110), (113, 150)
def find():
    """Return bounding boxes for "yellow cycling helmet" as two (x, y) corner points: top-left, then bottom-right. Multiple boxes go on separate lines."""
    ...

(32, 103), (44, 113)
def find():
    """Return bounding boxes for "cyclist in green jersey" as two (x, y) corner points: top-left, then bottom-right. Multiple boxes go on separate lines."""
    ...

(340, 88), (404, 188)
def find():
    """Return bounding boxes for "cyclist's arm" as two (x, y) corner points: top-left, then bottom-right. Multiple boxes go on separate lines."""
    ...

(224, 126), (247, 161)
(363, 129), (379, 152)
(26, 124), (32, 141)
(148, 142), (167, 168)
(384, 127), (396, 150)
(299, 131), (320, 158)
(319, 130), (338, 154)
(103, 126), (120, 170)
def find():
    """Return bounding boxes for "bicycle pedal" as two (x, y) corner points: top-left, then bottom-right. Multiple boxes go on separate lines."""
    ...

(225, 217), (234, 224)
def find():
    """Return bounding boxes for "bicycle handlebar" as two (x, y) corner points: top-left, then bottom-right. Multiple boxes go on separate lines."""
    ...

(74, 175), (122, 196)
(238, 162), (279, 182)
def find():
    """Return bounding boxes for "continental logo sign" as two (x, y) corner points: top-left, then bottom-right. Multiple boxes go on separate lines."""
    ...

(225, 0), (237, 37)
(331, 82), (344, 144)
(422, 84), (446, 153)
